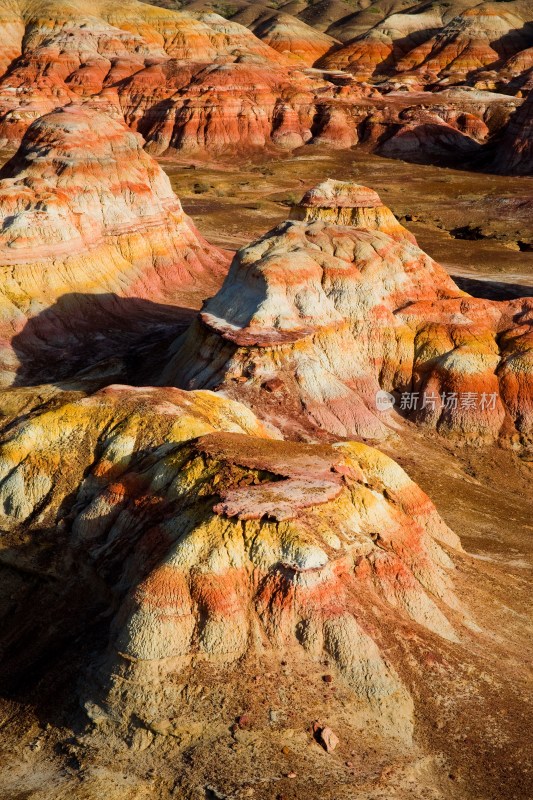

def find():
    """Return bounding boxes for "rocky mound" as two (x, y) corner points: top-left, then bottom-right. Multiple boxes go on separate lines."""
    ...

(164, 180), (533, 446)
(246, 11), (339, 65)
(0, 382), (463, 738)
(0, 103), (228, 385)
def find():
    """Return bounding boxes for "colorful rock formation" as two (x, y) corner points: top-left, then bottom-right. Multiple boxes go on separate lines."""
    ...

(247, 11), (339, 65)
(0, 103), (228, 385)
(0, 0), (526, 166)
(164, 180), (533, 446)
(120, 60), (324, 156)
(377, 107), (485, 163)
(0, 383), (462, 735)
(318, 8), (445, 83)
(0, 0), (314, 150)
(318, 1), (533, 90)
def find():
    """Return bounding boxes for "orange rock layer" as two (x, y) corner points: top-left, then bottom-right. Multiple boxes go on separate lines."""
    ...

(165, 180), (533, 446)
(0, 384), (464, 733)
(0, 104), (228, 385)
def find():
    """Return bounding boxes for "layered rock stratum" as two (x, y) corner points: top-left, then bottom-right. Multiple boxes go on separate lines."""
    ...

(0, 382), (465, 741)
(0, 103), (228, 385)
(0, 0), (530, 172)
(165, 180), (533, 445)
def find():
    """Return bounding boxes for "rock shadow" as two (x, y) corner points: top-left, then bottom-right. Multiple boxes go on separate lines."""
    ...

(10, 292), (199, 388)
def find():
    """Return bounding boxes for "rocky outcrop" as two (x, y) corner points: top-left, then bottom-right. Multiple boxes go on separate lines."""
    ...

(318, 8), (445, 83)
(0, 383), (463, 735)
(119, 60), (325, 156)
(0, 0), (323, 153)
(0, 103), (228, 385)
(377, 107), (485, 163)
(164, 180), (533, 446)
(0, 0), (523, 164)
(318, 2), (533, 90)
(0, 0), (383, 157)
(490, 86), (533, 175)
(247, 11), (339, 65)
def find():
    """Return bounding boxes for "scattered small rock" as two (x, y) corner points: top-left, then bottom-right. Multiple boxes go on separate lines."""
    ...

(322, 674), (333, 683)
(262, 377), (284, 393)
(312, 721), (339, 753)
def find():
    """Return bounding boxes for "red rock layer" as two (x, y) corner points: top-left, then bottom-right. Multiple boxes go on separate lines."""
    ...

(0, 385), (463, 733)
(0, 103), (229, 385)
(163, 180), (533, 446)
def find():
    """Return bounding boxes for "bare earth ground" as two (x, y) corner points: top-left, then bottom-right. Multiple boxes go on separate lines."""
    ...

(0, 151), (531, 799)
(166, 149), (533, 295)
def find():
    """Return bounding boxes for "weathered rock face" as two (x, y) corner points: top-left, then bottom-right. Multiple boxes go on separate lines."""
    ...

(407, 4), (533, 88)
(0, 0), (317, 151)
(164, 180), (533, 446)
(318, 8), (445, 83)
(490, 86), (533, 175)
(318, 2), (533, 90)
(0, 383), (462, 735)
(247, 11), (339, 65)
(0, 0), (382, 157)
(0, 103), (228, 385)
(120, 60), (324, 156)
(377, 107), (485, 163)
(0, 0), (524, 166)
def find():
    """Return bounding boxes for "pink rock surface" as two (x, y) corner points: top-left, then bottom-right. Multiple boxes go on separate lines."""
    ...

(164, 180), (533, 446)
(0, 103), (229, 384)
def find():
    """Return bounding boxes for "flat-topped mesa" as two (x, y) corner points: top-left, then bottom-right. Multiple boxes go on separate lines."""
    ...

(289, 179), (416, 242)
(0, 103), (228, 386)
(164, 179), (533, 447)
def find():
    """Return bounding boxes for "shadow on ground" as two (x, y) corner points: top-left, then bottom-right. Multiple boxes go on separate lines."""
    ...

(10, 293), (198, 388)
